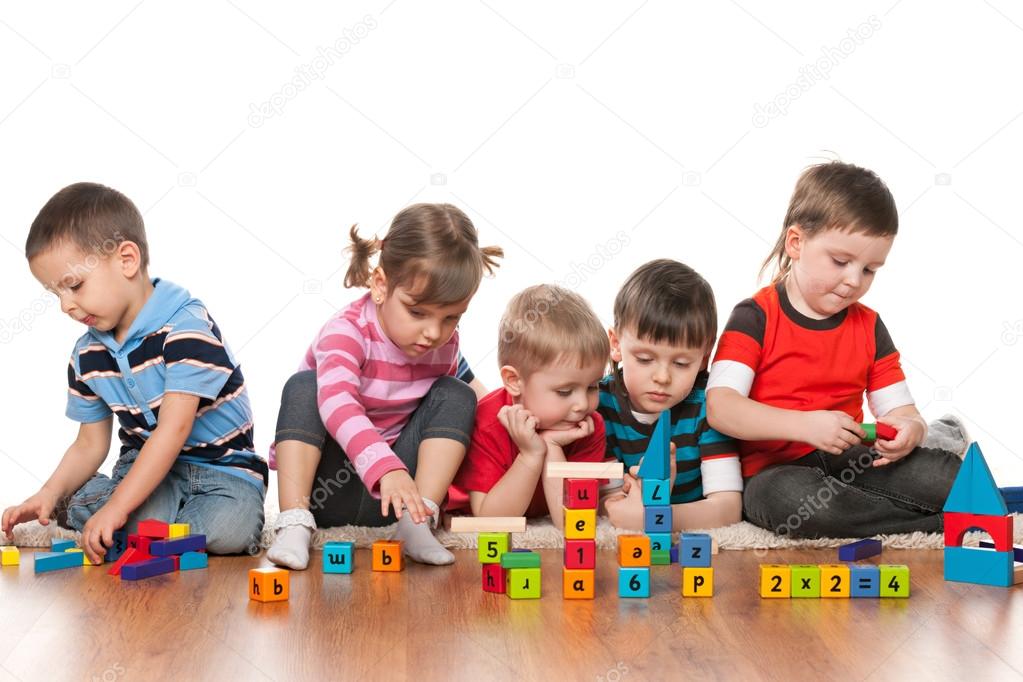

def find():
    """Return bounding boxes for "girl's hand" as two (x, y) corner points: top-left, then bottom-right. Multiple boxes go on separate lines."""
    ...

(81, 503), (127, 565)
(801, 411), (866, 455)
(539, 416), (595, 449)
(2, 486), (60, 537)
(378, 469), (429, 524)
(872, 415), (925, 467)
(498, 405), (547, 462)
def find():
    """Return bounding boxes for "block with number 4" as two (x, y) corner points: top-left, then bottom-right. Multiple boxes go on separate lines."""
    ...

(879, 564), (910, 598)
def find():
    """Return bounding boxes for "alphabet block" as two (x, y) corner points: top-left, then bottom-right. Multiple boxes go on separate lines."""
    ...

(647, 532), (672, 552)
(506, 567), (541, 599)
(482, 563), (506, 593)
(137, 519), (170, 539)
(563, 479), (599, 509)
(249, 567), (289, 602)
(820, 563), (851, 598)
(564, 539), (596, 570)
(850, 564), (880, 597)
(564, 508), (597, 540)
(643, 506), (671, 534)
(641, 478), (671, 506)
(679, 533), (712, 567)
(372, 540), (403, 572)
(618, 535), (651, 567)
(478, 532), (510, 564)
(681, 567), (713, 597)
(562, 568), (595, 599)
(323, 541), (354, 574)
(879, 564), (910, 597)
(791, 564), (821, 598)
(500, 551), (540, 569)
(121, 556), (176, 581)
(618, 567), (650, 598)
(104, 530), (128, 563)
(168, 523), (190, 538)
(33, 551), (83, 574)
(838, 538), (882, 562)
(179, 551), (208, 571)
(50, 538), (75, 553)
(1, 546), (19, 566)
(759, 564), (790, 598)
(150, 535), (207, 556)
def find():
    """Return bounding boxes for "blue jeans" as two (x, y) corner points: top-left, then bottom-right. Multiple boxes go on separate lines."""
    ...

(66, 448), (266, 554)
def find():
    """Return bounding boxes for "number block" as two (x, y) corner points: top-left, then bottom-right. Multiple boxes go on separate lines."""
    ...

(850, 564), (880, 597)
(179, 551), (208, 571)
(618, 535), (651, 567)
(564, 539), (596, 570)
(759, 564), (791, 598)
(482, 563), (506, 593)
(562, 568), (595, 599)
(820, 564), (851, 598)
(564, 508), (597, 540)
(879, 564), (910, 598)
(563, 479), (599, 509)
(506, 567), (541, 599)
(650, 549), (671, 566)
(618, 567), (650, 598)
(679, 533), (712, 567)
(478, 532), (510, 564)
(500, 551), (540, 569)
(643, 506), (671, 534)
(648, 533), (672, 552)
(682, 567), (714, 597)
(323, 541), (354, 574)
(641, 478), (671, 506)
(1, 546), (20, 566)
(372, 540), (403, 572)
(791, 564), (821, 598)
(249, 567), (289, 602)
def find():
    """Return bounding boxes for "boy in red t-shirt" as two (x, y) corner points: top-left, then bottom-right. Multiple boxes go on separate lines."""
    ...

(450, 285), (609, 526)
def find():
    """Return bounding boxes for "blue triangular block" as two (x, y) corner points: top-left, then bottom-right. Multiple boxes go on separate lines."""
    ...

(943, 442), (1007, 515)
(638, 411), (671, 480)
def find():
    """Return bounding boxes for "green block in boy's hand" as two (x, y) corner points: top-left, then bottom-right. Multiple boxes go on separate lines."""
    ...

(500, 551), (541, 569)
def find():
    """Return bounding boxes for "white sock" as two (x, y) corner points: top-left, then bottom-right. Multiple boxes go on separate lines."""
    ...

(395, 498), (453, 566)
(267, 508), (316, 570)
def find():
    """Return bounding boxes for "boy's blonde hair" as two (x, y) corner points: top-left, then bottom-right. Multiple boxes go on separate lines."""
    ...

(498, 285), (609, 379)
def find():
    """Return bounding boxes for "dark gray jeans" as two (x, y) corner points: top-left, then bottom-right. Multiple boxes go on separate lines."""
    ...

(743, 444), (962, 538)
(275, 370), (476, 527)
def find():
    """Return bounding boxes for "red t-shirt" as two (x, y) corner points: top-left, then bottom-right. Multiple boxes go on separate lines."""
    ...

(449, 387), (607, 518)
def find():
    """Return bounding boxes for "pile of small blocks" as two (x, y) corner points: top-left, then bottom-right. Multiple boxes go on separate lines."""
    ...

(760, 562), (909, 598)
(107, 519), (208, 580)
(32, 537), (103, 573)
(321, 539), (404, 574)
(449, 516), (536, 598)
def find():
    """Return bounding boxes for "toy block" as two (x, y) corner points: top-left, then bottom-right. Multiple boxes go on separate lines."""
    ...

(791, 564), (821, 598)
(323, 541), (354, 574)
(944, 546), (1013, 587)
(861, 423), (898, 442)
(1, 546), (19, 566)
(637, 411), (672, 479)
(641, 478), (672, 506)
(1016, 561), (1023, 585)
(979, 540), (1023, 563)
(121, 556), (176, 581)
(944, 511), (1013, 551)
(564, 539), (596, 570)
(563, 479), (599, 509)
(1001, 486), (1023, 513)
(545, 461), (624, 479)
(107, 547), (152, 576)
(506, 567), (541, 599)
(564, 508), (597, 540)
(838, 538), (882, 562)
(249, 567), (289, 602)
(669, 544), (679, 564)
(137, 519), (170, 538)
(679, 533), (712, 567)
(127, 534), (154, 556)
(643, 506), (671, 534)
(618, 567), (650, 598)
(449, 516), (527, 533)
(105, 530), (128, 563)
(820, 564), (851, 598)
(651, 550), (671, 565)
(879, 564), (910, 597)
(372, 540), (403, 572)
(478, 532), (511, 564)
(943, 443), (1007, 516)
(759, 564), (791, 598)
(168, 523), (190, 538)
(179, 551), (208, 570)
(150, 535), (207, 556)
(50, 538), (75, 553)
(563, 568), (595, 599)
(500, 551), (541, 569)
(682, 567), (713, 597)
(64, 548), (101, 566)
(482, 563), (506, 593)
(33, 551), (83, 574)
(647, 532), (671, 552)
(850, 564), (880, 597)
(618, 535), (651, 567)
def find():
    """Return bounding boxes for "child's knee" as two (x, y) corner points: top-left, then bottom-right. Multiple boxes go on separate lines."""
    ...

(744, 466), (832, 537)
(280, 369), (317, 407)
(431, 376), (477, 413)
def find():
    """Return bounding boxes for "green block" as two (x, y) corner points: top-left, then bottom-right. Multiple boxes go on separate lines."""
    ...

(500, 551), (540, 569)
(650, 549), (671, 565)
(506, 567), (541, 599)
(879, 564), (910, 598)
(791, 564), (821, 597)
(861, 423), (876, 441)
(478, 533), (510, 564)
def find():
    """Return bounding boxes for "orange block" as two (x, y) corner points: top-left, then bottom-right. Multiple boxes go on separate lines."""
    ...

(372, 540), (403, 572)
(249, 567), (289, 602)
(618, 535), (651, 567)
(562, 568), (595, 599)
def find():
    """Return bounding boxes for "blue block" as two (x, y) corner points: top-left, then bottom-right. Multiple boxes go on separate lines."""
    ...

(121, 556), (177, 581)
(104, 530), (128, 563)
(644, 506), (671, 534)
(34, 551), (83, 573)
(149, 534), (207, 556)
(642, 478), (671, 506)
(669, 544), (679, 564)
(850, 564), (880, 597)
(1000, 486), (1023, 514)
(50, 538), (76, 553)
(648, 533), (672, 552)
(323, 541), (354, 574)
(637, 411), (672, 479)
(679, 533), (712, 567)
(838, 538), (882, 562)
(943, 443), (1007, 516)
(944, 546), (1013, 587)
(979, 540), (1023, 563)
(179, 551), (208, 570)
(618, 567), (650, 598)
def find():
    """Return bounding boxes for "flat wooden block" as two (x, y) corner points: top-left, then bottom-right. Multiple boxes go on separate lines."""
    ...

(791, 564), (821, 598)
(372, 540), (403, 572)
(618, 535), (651, 567)
(650, 549), (671, 565)
(682, 567), (713, 597)
(879, 564), (910, 598)
(478, 532), (510, 564)
(482, 563), (506, 593)
(506, 567), (541, 599)
(137, 519), (170, 539)
(545, 461), (624, 480)
(150, 535), (207, 556)
(562, 568), (595, 599)
(679, 533), (712, 567)
(564, 539), (596, 570)
(820, 564), (851, 598)
(34, 551), (83, 574)
(64, 548), (101, 566)
(249, 567), (289, 602)
(448, 517), (527, 533)
(760, 564), (791, 598)
(1, 546), (19, 566)
(564, 508), (596, 540)
(323, 541), (354, 574)
(618, 567), (650, 598)
(838, 538), (882, 562)
(563, 479), (599, 509)
(51, 538), (75, 553)
(168, 523), (190, 538)
(500, 551), (540, 569)
(121, 557), (176, 581)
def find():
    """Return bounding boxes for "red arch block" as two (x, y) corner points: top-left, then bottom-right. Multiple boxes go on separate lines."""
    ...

(944, 511), (1013, 551)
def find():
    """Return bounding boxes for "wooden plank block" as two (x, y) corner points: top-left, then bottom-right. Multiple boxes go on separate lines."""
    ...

(544, 461), (624, 480)
(448, 516), (527, 533)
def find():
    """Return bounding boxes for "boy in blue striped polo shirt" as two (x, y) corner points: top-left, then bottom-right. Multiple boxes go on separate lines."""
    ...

(601, 260), (743, 531)
(1, 182), (266, 563)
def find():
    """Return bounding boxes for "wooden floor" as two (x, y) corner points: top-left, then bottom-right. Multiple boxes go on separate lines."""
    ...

(1, 548), (1021, 682)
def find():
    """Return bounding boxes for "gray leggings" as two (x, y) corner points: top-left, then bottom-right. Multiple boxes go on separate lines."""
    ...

(275, 370), (476, 527)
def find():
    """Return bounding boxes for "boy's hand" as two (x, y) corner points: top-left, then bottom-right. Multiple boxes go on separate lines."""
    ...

(872, 415), (925, 467)
(605, 474), (644, 531)
(802, 411), (866, 455)
(81, 503), (128, 564)
(627, 443), (678, 483)
(379, 469), (429, 524)
(539, 416), (595, 449)
(2, 486), (61, 537)
(497, 405), (547, 462)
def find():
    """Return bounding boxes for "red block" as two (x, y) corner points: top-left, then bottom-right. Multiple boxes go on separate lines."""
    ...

(564, 539), (596, 569)
(137, 519), (170, 539)
(106, 547), (152, 576)
(944, 511), (1013, 551)
(563, 479), (599, 509)
(876, 423), (898, 441)
(482, 563), (506, 593)
(127, 534), (154, 555)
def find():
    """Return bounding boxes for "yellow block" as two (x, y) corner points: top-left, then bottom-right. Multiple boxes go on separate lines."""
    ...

(820, 563), (851, 598)
(64, 548), (101, 566)
(168, 523), (190, 538)
(563, 508), (596, 540)
(682, 567), (714, 597)
(759, 564), (791, 598)
(562, 568), (595, 599)
(1, 546), (20, 566)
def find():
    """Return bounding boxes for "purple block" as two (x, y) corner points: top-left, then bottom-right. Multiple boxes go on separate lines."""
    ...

(980, 540), (1023, 563)
(149, 534), (207, 556)
(838, 538), (882, 562)
(669, 544), (679, 564)
(121, 556), (176, 581)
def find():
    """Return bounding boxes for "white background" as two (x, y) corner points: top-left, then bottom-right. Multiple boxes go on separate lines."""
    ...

(1, 1), (1021, 507)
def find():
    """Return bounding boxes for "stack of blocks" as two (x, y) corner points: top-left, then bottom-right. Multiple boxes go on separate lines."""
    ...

(107, 520), (208, 580)
(678, 533), (714, 597)
(761, 537), (910, 598)
(450, 516), (534, 598)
